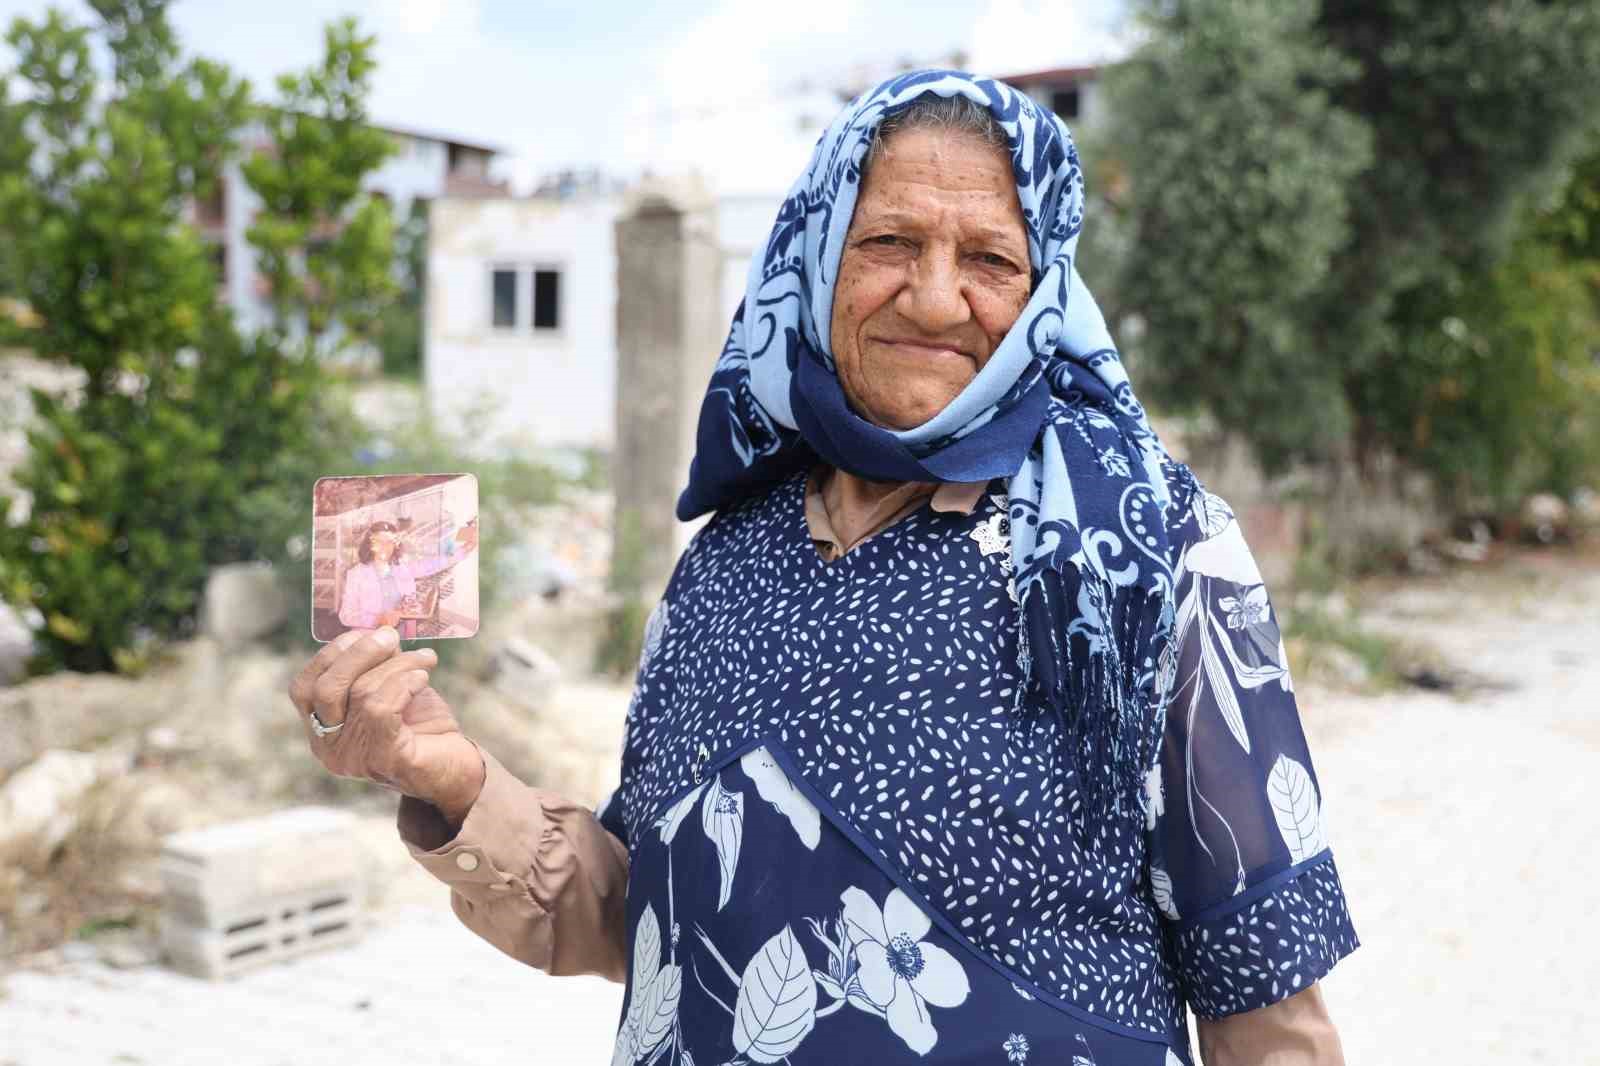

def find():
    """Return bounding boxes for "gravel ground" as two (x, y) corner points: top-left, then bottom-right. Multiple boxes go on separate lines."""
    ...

(2, 547), (1596, 1065)
(1307, 546), (1600, 1064)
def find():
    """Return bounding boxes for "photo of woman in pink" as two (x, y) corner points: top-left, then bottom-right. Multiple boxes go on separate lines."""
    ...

(337, 518), (479, 638)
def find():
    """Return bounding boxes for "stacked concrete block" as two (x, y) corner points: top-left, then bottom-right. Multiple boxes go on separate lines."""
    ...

(159, 805), (366, 980)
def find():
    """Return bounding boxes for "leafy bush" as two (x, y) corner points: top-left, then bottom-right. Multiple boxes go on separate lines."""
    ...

(0, 4), (402, 675)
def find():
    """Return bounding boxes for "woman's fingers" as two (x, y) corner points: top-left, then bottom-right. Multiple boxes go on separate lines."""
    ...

(288, 628), (366, 714)
(369, 669), (433, 738)
(352, 654), (436, 719)
(308, 629), (409, 729)
(340, 646), (437, 726)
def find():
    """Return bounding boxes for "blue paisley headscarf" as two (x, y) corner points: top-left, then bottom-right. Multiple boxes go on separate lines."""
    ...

(678, 70), (1178, 833)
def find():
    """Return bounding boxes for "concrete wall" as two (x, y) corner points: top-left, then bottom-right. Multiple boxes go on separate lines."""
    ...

(1157, 417), (1448, 593)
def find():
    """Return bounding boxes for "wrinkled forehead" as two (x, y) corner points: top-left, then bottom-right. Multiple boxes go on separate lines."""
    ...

(807, 72), (1084, 346)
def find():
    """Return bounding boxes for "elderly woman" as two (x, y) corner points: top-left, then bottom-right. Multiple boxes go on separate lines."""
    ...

(289, 72), (1356, 1065)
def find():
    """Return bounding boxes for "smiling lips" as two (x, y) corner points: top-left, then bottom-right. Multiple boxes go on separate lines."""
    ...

(871, 336), (977, 363)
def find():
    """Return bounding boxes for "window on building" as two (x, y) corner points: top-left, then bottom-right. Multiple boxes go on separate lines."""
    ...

(1051, 87), (1081, 120)
(449, 144), (490, 179)
(491, 268), (518, 328)
(195, 180), (226, 228)
(532, 269), (560, 330)
(206, 240), (228, 285)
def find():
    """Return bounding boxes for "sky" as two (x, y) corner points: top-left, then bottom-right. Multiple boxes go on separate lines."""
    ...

(0, 0), (1133, 194)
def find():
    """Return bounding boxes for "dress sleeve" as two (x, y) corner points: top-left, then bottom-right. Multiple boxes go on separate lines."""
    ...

(398, 542), (471, 581)
(1144, 475), (1358, 1020)
(396, 737), (630, 982)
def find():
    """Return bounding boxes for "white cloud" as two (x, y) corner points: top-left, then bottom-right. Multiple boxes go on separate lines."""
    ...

(618, 0), (872, 195)
(967, 0), (1134, 77)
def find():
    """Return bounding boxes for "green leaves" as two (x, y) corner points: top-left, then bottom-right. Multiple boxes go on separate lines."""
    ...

(239, 16), (397, 351)
(1098, 0), (1600, 505)
(0, 4), (391, 675)
(1098, 0), (1371, 466)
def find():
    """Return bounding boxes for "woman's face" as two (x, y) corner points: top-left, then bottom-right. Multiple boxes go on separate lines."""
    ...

(370, 531), (398, 563)
(830, 125), (1031, 431)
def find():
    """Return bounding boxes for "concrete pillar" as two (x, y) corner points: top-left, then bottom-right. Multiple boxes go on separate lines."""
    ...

(611, 178), (723, 609)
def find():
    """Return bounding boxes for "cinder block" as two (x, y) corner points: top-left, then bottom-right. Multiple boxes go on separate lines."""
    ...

(158, 805), (367, 979)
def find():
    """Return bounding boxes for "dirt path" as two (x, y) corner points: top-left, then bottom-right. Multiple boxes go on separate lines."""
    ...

(1306, 547), (1600, 1063)
(2, 548), (1595, 1064)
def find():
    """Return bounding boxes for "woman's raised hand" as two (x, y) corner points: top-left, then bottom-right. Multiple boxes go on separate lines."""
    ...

(287, 627), (485, 822)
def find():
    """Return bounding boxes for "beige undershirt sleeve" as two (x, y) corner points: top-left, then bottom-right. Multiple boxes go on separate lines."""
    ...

(1195, 984), (1346, 1065)
(395, 737), (630, 983)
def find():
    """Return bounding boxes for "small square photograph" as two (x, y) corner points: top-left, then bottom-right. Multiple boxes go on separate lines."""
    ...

(311, 473), (480, 642)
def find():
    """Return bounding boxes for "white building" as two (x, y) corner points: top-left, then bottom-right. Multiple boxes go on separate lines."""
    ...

(423, 187), (782, 451)
(195, 121), (504, 337)
(996, 65), (1106, 130)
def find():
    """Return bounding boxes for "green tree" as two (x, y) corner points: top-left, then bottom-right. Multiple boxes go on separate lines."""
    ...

(0, 4), (392, 674)
(1385, 135), (1600, 507)
(241, 18), (397, 354)
(0, 3), (251, 671)
(0, 78), (29, 303)
(1098, 0), (1600, 507)
(378, 197), (428, 378)
(1319, 1), (1600, 476)
(1091, 0), (1371, 467)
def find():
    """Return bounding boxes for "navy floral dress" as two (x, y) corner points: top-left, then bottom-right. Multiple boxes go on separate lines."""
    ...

(596, 463), (1357, 1065)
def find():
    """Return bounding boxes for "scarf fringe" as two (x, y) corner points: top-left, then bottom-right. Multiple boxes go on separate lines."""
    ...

(1021, 569), (1168, 842)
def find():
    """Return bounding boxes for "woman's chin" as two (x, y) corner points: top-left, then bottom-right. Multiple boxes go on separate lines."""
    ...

(865, 388), (965, 431)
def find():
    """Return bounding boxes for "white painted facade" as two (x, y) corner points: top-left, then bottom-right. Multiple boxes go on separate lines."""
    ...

(423, 191), (782, 451)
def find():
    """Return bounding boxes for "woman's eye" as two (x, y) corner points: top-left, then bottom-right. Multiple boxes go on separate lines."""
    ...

(976, 252), (1016, 269)
(867, 234), (905, 247)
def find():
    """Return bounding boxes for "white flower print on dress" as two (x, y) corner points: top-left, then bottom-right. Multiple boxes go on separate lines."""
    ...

(1003, 1032), (1030, 1062)
(700, 776), (745, 910)
(1192, 487), (1234, 538)
(1143, 762), (1165, 830)
(839, 886), (971, 1055)
(740, 746), (820, 849)
(611, 903), (682, 1066)
(1183, 515), (1263, 585)
(1219, 586), (1270, 630)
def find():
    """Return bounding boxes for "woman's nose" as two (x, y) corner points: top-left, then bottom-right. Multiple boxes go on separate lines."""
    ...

(897, 250), (971, 333)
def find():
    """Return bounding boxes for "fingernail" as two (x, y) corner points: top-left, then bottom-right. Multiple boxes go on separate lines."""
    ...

(422, 648), (438, 663)
(375, 626), (398, 648)
(336, 630), (363, 649)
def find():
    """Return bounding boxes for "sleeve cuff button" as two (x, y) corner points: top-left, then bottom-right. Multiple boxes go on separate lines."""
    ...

(454, 851), (481, 872)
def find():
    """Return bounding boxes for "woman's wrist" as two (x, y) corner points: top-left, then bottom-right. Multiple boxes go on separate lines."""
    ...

(431, 740), (487, 830)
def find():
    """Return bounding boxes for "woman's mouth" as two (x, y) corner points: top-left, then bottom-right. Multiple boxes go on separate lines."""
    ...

(872, 337), (976, 363)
